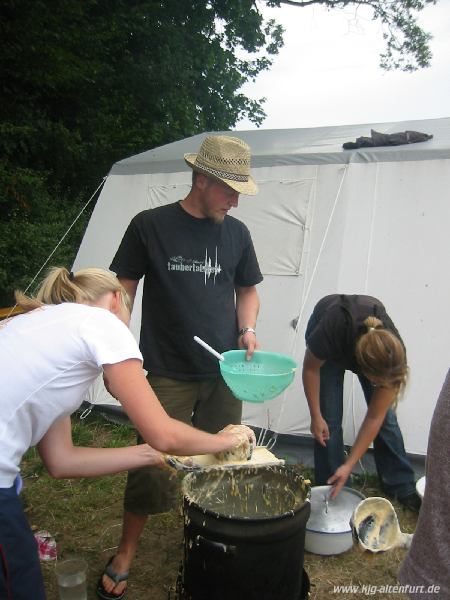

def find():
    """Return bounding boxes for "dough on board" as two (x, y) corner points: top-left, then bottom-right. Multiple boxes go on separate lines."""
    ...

(214, 426), (251, 462)
(176, 446), (283, 469)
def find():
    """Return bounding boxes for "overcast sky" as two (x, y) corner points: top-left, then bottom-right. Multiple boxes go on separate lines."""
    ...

(236, 1), (450, 131)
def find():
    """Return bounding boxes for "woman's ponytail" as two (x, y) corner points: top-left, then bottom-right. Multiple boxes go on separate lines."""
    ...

(15, 267), (130, 314)
(36, 267), (83, 305)
(364, 315), (384, 332)
(355, 316), (408, 395)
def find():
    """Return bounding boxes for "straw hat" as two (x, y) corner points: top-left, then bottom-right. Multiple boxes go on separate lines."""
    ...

(184, 135), (258, 195)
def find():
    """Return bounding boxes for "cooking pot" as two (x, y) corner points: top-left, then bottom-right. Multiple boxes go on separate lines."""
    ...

(181, 465), (311, 600)
(305, 485), (365, 555)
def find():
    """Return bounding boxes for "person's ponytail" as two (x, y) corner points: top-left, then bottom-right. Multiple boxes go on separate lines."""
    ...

(355, 316), (408, 396)
(363, 315), (384, 332)
(15, 267), (131, 314)
(36, 267), (83, 305)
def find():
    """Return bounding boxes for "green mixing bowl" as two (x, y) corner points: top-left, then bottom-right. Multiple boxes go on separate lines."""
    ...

(220, 350), (297, 403)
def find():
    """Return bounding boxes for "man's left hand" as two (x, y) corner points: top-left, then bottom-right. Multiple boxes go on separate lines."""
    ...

(238, 331), (259, 360)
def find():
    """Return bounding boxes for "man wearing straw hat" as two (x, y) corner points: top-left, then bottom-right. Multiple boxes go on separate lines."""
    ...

(99, 135), (263, 599)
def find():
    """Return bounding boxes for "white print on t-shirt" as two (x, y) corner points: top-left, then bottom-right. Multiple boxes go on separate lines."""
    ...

(167, 247), (222, 285)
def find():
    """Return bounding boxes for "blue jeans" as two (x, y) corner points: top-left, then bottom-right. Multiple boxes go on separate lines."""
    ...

(0, 486), (46, 600)
(314, 360), (416, 498)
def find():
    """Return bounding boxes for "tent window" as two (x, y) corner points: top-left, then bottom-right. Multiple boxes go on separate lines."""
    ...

(234, 179), (312, 276)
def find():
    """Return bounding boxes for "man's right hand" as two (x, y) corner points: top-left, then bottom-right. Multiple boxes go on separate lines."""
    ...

(310, 415), (330, 447)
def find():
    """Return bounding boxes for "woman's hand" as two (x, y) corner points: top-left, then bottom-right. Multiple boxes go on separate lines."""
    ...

(217, 424), (256, 450)
(136, 444), (165, 467)
(327, 463), (353, 499)
(310, 415), (329, 447)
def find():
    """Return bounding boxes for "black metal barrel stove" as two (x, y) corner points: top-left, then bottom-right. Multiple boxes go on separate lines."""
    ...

(178, 465), (311, 600)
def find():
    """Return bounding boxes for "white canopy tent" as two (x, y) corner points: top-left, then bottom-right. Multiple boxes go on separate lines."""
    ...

(74, 117), (450, 457)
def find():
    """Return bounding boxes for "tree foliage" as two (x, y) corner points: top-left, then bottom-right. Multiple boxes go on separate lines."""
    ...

(0, 0), (436, 306)
(0, 163), (87, 305)
(269, 0), (436, 72)
(0, 0), (283, 305)
(1, 1), (283, 191)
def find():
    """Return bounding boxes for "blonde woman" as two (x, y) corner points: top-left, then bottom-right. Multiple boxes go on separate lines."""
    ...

(302, 294), (419, 508)
(0, 267), (254, 600)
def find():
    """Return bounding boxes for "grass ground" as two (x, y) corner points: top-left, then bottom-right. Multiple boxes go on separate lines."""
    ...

(21, 413), (418, 600)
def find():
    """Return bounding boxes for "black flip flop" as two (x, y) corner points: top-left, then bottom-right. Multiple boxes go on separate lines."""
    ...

(96, 556), (129, 600)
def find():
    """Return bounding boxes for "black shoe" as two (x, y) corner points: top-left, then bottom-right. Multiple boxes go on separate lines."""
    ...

(397, 492), (422, 512)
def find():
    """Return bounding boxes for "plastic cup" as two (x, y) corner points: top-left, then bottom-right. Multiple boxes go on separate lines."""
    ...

(55, 558), (88, 600)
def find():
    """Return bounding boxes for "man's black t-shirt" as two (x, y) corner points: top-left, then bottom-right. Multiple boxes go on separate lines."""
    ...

(110, 202), (263, 379)
(305, 294), (403, 374)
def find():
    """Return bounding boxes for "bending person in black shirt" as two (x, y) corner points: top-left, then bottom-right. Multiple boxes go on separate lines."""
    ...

(302, 294), (420, 510)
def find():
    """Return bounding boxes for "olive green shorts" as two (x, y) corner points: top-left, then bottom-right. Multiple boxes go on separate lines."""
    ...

(124, 374), (242, 515)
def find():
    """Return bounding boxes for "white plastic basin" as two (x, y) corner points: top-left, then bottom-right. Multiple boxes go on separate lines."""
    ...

(305, 486), (365, 555)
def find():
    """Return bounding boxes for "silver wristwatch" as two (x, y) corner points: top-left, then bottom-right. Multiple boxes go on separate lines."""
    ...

(238, 327), (256, 337)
